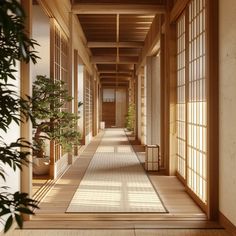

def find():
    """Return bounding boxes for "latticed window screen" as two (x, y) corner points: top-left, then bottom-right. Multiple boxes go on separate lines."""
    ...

(176, 0), (207, 203)
(61, 34), (69, 93)
(187, 0), (206, 203)
(141, 73), (147, 145)
(177, 14), (186, 179)
(52, 21), (69, 161)
(85, 71), (93, 137)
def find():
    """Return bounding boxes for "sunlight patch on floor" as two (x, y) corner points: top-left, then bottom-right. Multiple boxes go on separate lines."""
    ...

(66, 129), (166, 213)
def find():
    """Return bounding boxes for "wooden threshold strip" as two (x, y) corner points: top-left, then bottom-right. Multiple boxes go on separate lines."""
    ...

(23, 220), (222, 229)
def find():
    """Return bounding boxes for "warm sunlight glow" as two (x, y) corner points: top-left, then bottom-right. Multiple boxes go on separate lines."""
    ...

(117, 146), (133, 153)
(67, 129), (166, 213)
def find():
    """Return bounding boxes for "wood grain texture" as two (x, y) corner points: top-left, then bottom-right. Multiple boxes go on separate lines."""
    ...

(6, 229), (230, 236)
(23, 129), (222, 231)
(102, 102), (116, 128)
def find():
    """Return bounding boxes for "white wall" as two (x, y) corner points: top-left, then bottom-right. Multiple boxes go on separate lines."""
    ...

(32, 5), (50, 79)
(0, 63), (21, 231)
(219, 0), (236, 226)
(32, 6), (50, 155)
(146, 56), (161, 146)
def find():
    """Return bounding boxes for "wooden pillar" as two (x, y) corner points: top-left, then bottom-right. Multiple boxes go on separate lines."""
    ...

(93, 77), (98, 136)
(135, 71), (140, 141)
(160, 32), (165, 168)
(206, 0), (219, 220)
(73, 50), (79, 156)
(95, 79), (99, 135)
(68, 12), (74, 164)
(49, 18), (56, 178)
(137, 72), (142, 142)
(21, 0), (33, 221)
(164, 0), (177, 175)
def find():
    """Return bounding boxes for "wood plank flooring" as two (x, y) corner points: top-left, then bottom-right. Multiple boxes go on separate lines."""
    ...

(19, 129), (227, 234)
(6, 229), (230, 236)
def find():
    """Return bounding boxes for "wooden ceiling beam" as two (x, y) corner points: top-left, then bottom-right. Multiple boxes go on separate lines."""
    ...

(79, 22), (152, 26)
(101, 82), (129, 86)
(100, 75), (131, 79)
(100, 78), (130, 82)
(72, 4), (166, 14)
(91, 56), (138, 64)
(98, 70), (133, 74)
(87, 41), (144, 48)
(93, 53), (140, 57)
(170, 0), (189, 23)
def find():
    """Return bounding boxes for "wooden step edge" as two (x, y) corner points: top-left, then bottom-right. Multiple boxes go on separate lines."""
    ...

(22, 220), (223, 229)
(31, 216), (208, 221)
(31, 213), (207, 218)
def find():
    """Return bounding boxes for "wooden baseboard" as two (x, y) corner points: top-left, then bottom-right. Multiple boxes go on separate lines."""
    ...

(176, 171), (185, 185)
(219, 211), (236, 236)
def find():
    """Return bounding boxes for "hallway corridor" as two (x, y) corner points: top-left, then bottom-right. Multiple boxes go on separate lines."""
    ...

(2, 0), (236, 234)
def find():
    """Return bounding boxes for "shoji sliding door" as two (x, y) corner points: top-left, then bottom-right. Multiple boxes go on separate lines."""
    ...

(51, 19), (69, 164)
(187, 0), (207, 203)
(176, 0), (207, 205)
(176, 14), (186, 179)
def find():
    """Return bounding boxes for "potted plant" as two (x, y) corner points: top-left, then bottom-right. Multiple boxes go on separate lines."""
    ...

(125, 103), (136, 132)
(31, 75), (81, 175)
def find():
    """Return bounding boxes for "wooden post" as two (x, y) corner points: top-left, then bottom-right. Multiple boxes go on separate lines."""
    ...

(164, 0), (177, 175)
(21, 0), (33, 221)
(206, 0), (219, 220)
(68, 12), (73, 164)
(74, 50), (79, 157)
(49, 18), (55, 179)
(160, 32), (165, 168)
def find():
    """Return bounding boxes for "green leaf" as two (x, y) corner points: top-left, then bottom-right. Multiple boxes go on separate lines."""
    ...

(16, 207), (34, 215)
(15, 213), (23, 229)
(4, 215), (13, 233)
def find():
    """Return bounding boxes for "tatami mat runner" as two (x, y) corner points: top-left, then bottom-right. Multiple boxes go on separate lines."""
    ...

(66, 129), (166, 213)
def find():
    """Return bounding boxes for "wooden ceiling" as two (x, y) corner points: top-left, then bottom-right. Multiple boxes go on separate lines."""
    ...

(73, 0), (166, 86)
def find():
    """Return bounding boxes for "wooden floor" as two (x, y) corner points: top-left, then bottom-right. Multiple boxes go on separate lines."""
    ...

(6, 229), (230, 236)
(18, 129), (228, 235)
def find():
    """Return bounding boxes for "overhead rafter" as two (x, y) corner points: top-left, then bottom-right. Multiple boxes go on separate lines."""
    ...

(72, 4), (166, 15)
(100, 75), (131, 79)
(101, 78), (130, 81)
(99, 70), (133, 74)
(170, 0), (189, 23)
(91, 56), (138, 64)
(87, 41), (144, 48)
